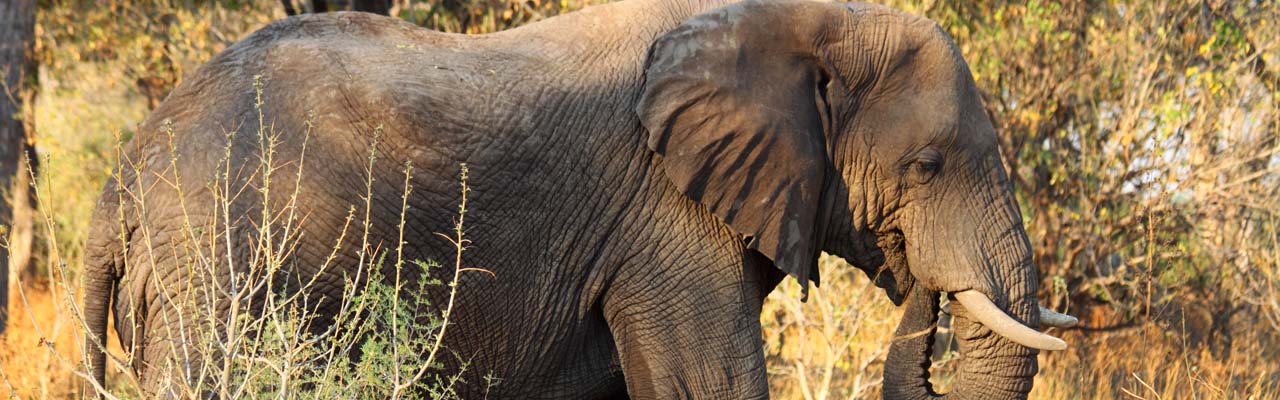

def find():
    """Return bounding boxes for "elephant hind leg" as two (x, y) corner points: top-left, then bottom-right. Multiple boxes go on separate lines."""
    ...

(136, 303), (219, 397)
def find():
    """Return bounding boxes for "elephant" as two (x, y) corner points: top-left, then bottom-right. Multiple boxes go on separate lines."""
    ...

(81, 0), (1077, 398)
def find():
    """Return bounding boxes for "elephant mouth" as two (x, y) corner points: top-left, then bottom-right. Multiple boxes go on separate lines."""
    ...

(870, 232), (912, 305)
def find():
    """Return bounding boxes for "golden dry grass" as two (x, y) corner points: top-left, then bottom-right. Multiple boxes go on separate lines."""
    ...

(1, 282), (130, 398)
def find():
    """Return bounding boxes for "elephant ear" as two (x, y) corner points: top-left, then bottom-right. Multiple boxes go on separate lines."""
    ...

(636, 7), (830, 296)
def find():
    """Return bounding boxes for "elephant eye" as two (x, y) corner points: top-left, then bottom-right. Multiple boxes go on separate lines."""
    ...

(914, 159), (940, 175)
(908, 150), (943, 185)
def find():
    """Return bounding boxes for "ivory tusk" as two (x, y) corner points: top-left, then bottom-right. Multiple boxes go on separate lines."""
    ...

(953, 290), (1068, 351)
(1039, 306), (1079, 328)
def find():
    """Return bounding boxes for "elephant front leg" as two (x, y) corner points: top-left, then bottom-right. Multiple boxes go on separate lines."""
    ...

(601, 270), (772, 399)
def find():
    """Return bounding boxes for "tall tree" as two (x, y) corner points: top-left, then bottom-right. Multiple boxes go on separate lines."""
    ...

(0, 0), (38, 334)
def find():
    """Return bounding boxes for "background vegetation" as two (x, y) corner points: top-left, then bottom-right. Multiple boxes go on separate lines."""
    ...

(0, 0), (1276, 398)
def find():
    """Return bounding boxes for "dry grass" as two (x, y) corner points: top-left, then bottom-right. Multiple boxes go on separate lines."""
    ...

(1, 282), (114, 398)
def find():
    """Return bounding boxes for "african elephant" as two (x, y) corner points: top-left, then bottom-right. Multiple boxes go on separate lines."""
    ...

(81, 0), (1075, 398)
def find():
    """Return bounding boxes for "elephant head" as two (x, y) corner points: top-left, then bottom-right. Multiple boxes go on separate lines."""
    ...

(636, 1), (1075, 398)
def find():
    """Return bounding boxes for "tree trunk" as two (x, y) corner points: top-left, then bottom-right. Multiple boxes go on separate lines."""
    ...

(0, 0), (38, 334)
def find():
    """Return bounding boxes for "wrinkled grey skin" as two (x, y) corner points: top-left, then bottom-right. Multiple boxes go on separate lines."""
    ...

(82, 0), (1046, 398)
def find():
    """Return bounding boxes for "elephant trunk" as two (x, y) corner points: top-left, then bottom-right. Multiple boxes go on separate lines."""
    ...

(883, 150), (1056, 399)
(883, 286), (1041, 400)
(882, 248), (1042, 399)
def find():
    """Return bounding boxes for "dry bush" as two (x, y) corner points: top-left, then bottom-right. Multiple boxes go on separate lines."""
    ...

(95, 80), (477, 398)
(6, 73), (478, 397)
(3, 2), (276, 395)
(761, 255), (902, 400)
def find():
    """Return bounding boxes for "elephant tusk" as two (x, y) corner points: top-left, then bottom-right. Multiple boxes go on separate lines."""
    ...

(1040, 306), (1079, 328)
(944, 300), (1077, 328)
(953, 290), (1068, 351)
